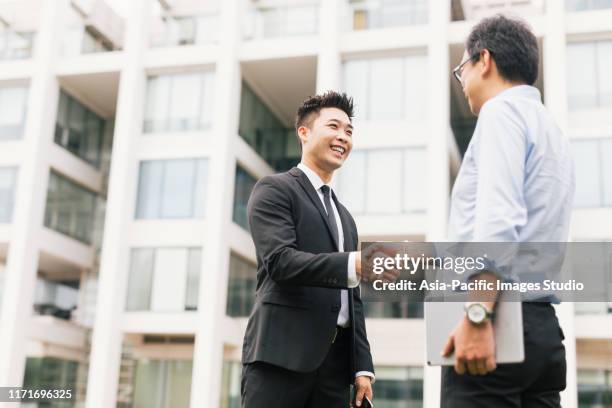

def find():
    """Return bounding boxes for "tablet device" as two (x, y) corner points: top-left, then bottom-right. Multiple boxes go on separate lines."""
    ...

(425, 291), (524, 366)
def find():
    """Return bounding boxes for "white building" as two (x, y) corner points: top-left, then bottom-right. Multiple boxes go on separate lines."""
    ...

(0, 0), (611, 407)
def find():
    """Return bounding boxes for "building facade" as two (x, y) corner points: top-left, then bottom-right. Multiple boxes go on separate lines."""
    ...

(0, 0), (611, 407)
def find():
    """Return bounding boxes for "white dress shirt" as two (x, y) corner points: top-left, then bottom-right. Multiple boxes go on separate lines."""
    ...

(297, 163), (374, 382)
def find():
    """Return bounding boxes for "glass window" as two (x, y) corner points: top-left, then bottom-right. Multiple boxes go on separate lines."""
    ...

(144, 72), (215, 133)
(603, 140), (612, 206)
(23, 357), (78, 392)
(132, 359), (193, 408)
(54, 90), (105, 168)
(238, 82), (297, 171)
(343, 56), (428, 122)
(336, 151), (366, 214)
(572, 140), (605, 207)
(349, 0), (428, 30)
(567, 40), (612, 110)
(226, 253), (257, 317)
(372, 366), (424, 407)
(0, 30), (34, 60)
(567, 0), (612, 11)
(578, 369), (612, 408)
(220, 361), (241, 408)
(367, 150), (402, 213)
(44, 171), (97, 244)
(126, 248), (201, 312)
(246, 4), (318, 40)
(0, 85), (28, 140)
(233, 166), (257, 230)
(337, 148), (427, 215)
(185, 248), (201, 311)
(135, 159), (208, 220)
(370, 58), (404, 120)
(0, 167), (17, 223)
(126, 249), (155, 311)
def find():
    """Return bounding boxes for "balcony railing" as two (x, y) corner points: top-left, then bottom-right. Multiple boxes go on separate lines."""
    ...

(459, 0), (546, 20)
(347, 0), (428, 30)
(0, 29), (35, 60)
(567, 0), (612, 11)
(244, 1), (319, 40)
(33, 279), (79, 321)
(150, 14), (219, 47)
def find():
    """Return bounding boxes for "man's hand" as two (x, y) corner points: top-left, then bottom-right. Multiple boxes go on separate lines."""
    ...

(353, 375), (373, 407)
(441, 316), (497, 375)
(355, 245), (401, 283)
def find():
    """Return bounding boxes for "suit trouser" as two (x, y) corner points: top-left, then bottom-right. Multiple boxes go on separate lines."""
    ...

(441, 302), (567, 408)
(241, 327), (351, 408)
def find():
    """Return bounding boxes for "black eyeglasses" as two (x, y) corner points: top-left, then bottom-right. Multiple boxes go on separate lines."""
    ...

(452, 57), (471, 84)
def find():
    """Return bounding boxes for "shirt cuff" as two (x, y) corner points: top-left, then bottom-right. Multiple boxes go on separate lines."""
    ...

(347, 252), (360, 288)
(355, 371), (375, 384)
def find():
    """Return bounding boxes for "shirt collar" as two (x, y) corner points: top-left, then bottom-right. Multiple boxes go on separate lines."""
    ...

(494, 84), (541, 101)
(297, 162), (328, 192)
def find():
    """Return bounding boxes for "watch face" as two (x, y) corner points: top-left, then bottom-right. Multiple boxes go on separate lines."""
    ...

(468, 304), (487, 324)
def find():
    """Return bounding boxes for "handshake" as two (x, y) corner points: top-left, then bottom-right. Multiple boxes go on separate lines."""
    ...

(353, 242), (434, 284)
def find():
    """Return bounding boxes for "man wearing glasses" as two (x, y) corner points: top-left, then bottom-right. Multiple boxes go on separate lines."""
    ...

(441, 15), (574, 407)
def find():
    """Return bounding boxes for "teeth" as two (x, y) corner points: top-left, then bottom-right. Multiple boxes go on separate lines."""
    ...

(331, 146), (344, 154)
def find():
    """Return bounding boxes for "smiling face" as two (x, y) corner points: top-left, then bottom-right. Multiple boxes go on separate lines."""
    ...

(298, 107), (353, 177)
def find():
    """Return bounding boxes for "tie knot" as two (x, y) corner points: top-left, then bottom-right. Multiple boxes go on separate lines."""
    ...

(320, 185), (331, 196)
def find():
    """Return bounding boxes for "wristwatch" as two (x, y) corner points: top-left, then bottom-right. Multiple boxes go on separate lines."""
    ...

(464, 302), (494, 325)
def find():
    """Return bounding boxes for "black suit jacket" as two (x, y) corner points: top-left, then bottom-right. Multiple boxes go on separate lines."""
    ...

(241, 167), (374, 379)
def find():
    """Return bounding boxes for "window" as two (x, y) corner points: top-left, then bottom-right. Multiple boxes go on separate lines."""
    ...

(126, 248), (202, 312)
(336, 148), (427, 215)
(0, 30), (35, 60)
(572, 139), (612, 207)
(144, 72), (215, 133)
(238, 82), (300, 171)
(372, 366), (424, 407)
(135, 158), (208, 219)
(233, 166), (257, 230)
(363, 301), (424, 318)
(226, 253), (257, 317)
(567, 0), (612, 11)
(0, 85), (28, 140)
(132, 359), (192, 408)
(578, 369), (612, 408)
(151, 15), (219, 47)
(220, 361), (241, 408)
(567, 40), (612, 110)
(44, 171), (97, 244)
(349, 0), (428, 30)
(55, 90), (106, 168)
(245, 3), (318, 40)
(23, 357), (78, 393)
(0, 167), (17, 223)
(343, 55), (428, 122)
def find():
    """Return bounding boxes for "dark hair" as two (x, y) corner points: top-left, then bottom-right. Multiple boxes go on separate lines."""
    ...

(466, 14), (539, 85)
(294, 91), (354, 149)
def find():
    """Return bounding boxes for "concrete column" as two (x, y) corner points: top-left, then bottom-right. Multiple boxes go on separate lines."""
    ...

(544, 1), (577, 407)
(84, 1), (151, 407)
(424, 2), (450, 407)
(190, 0), (241, 406)
(0, 0), (66, 391)
(316, 0), (342, 93)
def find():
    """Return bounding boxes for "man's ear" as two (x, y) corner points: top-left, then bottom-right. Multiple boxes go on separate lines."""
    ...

(297, 125), (309, 146)
(481, 49), (493, 78)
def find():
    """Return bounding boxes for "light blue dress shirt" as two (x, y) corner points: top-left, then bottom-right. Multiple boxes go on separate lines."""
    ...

(449, 85), (575, 243)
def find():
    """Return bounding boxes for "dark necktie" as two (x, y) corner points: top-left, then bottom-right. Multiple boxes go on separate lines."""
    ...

(320, 185), (339, 249)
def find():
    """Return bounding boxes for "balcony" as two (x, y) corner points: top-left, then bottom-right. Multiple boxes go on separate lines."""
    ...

(346, 0), (428, 31)
(452, 0), (545, 21)
(567, 0), (612, 11)
(0, 0), (38, 61)
(62, 0), (125, 56)
(243, 0), (319, 40)
(33, 277), (79, 321)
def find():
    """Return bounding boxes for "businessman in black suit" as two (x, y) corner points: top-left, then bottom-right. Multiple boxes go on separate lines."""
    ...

(241, 91), (375, 408)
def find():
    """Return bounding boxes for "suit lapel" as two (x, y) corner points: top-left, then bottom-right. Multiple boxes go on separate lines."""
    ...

(289, 167), (340, 251)
(333, 191), (354, 252)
